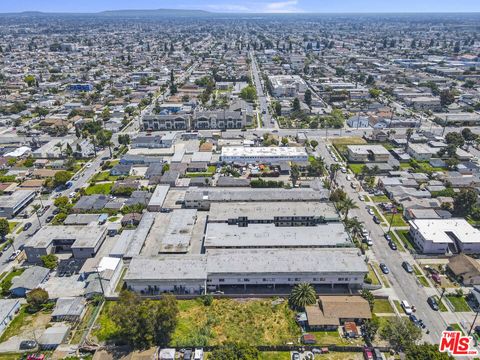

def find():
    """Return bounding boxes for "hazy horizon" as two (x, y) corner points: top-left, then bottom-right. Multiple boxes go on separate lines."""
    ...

(1, 0), (480, 14)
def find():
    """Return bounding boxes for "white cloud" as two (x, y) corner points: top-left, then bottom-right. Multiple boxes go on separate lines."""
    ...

(207, 1), (303, 13)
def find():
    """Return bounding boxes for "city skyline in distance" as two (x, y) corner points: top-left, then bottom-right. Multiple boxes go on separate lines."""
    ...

(1, 0), (480, 14)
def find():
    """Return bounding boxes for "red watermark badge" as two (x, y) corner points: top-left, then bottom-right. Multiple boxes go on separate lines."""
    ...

(439, 331), (478, 356)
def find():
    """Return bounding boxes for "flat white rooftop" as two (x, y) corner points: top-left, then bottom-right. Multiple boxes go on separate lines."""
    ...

(221, 146), (308, 159)
(410, 218), (480, 244)
(204, 223), (351, 248)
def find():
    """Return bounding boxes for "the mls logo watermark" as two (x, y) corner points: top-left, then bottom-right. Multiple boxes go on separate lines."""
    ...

(439, 331), (478, 356)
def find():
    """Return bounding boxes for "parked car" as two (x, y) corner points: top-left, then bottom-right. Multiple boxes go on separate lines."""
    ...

(291, 352), (301, 360)
(8, 250), (21, 262)
(402, 261), (414, 273)
(367, 208), (375, 216)
(388, 241), (397, 250)
(380, 263), (390, 274)
(19, 340), (37, 350)
(23, 222), (32, 231)
(183, 349), (193, 360)
(409, 314), (419, 325)
(427, 296), (439, 311)
(359, 195), (365, 201)
(384, 234), (392, 241)
(363, 236), (373, 246)
(46, 215), (54, 223)
(363, 347), (374, 360)
(373, 216), (381, 224)
(401, 300), (413, 315)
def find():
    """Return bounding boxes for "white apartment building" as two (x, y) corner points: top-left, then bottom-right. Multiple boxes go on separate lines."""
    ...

(269, 75), (307, 98)
(221, 146), (308, 163)
(409, 219), (480, 254)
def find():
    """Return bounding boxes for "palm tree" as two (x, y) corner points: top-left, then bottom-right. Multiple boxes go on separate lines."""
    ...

(345, 217), (363, 240)
(338, 197), (359, 221)
(405, 128), (414, 150)
(32, 204), (42, 228)
(290, 163), (300, 187)
(330, 163), (341, 183)
(289, 282), (317, 310)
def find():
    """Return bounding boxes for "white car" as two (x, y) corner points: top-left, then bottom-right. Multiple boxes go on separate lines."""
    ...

(341, 167), (347, 173)
(68, 192), (76, 198)
(346, 175), (352, 181)
(367, 208), (375, 216)
(359, 195), (365, 201)
(401, 300), (413, 315)
(8, 250), (21, 262)
(85, 163), (92, 168)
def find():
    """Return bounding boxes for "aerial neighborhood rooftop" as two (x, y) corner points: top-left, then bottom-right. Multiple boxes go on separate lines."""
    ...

(0, 6), (479, 360)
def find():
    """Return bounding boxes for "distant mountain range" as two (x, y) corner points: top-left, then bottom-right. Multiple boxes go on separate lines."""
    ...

(0, 9), (213, 17)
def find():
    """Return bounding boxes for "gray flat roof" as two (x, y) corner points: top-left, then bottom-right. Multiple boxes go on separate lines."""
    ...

(204, 223), (351, 248)
(26, 225), (106, 249)
(52, 297), (86, 317)
(125, 255), (207, 281)
(206, 248), (367, 275)
(148, 185), (170, 208)
(10, 266), (50, 291)
(0, 299), (20, 322)
(0, 190), (35, 207)
(124, 212), (155, 258)
(185, 187), (329, 202)
(125, 248), (367, 280)
(208, 202), (339, 221)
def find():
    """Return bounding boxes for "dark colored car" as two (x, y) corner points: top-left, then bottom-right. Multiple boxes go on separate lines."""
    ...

(19, 340), (37, 350)
(23, 222), (32, 231)
(46, 215), (54, 223)
(384, 234), (392, 241)
(379, 263), (390, 274)
(388, 241), (397, 250)
(52, 208), (60, 215)
(402, 261), (414, 273)
(183, 349), (193, 360)
(427, 296), (439, 311)
(373, 216), (381, 224)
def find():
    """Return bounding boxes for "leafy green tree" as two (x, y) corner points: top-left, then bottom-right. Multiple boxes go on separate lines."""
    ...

(445, 132), (465, 148)
(0, 218), (9, 240)
(40, 254), (58, 270)
(111, 291), (178, 350)
(363, 314), (380, 341)
(289, 282), (317, 310)
(329, 188), (346, 203)
(440, 89), (455, 106)
(309, 140), (318, 149)
(379, 317), (422, 352)
(369, 88), (382, 98)
(54, 196), (70, 209)
(462, 128), (478, 142)
(210, 344), (260, 360)
(304, 89), (312, 107)
(453, 188), (478, 216)
(290, 163), (300, 187)
(274, 101), (281, 116)
(239, 85), (257, 102)
(292, 97), (301, 112)
(53, 171), (71, 187)
(26, 288), (49, 313)
(24, 74), (36, 87)
(337, 197), (358, 221)
(361, 289), (375, 310)
(281, 137), (289, 146)
(405, 343), (454, 360)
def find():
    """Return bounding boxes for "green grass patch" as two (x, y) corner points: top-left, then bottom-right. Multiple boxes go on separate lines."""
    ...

(95, 298), (302, 346)
(0, 306), (51, 342)
(367, 265), (380, 286)
(449, 323), (465, 335)
(308, 330), (363, 346)
(396, 230), (416, 251)
(91, 171), (120, 182)
(71, 303), (96, 344)
(413, 265), (422, 276)
(92, 301), (120, 342)
(382, 211), (408, 227)
(348, 163), (364, 175)
(85, 182), (113, 195)
(0, 268), (25, 289)
(371, 195), (389, 203)
(7, 222), (19, 233)
(393, 300), (403, 314)
(373, 299), (394, 314)
(446, 295), (472, 312)
(259, 352), (290, 360)
(417, 276), (430, 287)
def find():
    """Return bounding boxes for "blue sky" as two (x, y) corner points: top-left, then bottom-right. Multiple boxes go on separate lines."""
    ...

(1, 0), (480, 13)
